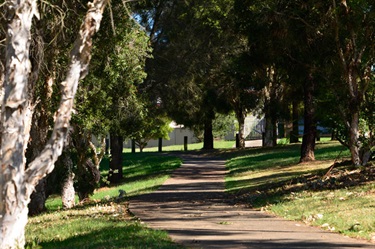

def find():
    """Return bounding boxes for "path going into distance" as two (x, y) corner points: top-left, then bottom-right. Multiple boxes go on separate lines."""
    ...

(129, 153), (374, 249)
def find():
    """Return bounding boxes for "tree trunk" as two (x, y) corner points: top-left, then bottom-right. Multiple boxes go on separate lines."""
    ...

(0, 1), (39, 247)
(263, 117), (277, 147)
(0, 1), (107, 247)
(77, 158), (100, 201)
(290, 99), (299, 143)
(349, 111), (361, 166)
(332, 1), (365, 166)
(300, 73), (316, 162)
(263, 69), (278, 148)
(60, 152), (75, 209)
(109, 134), (124, 183)
(203, 118), (214, 150)
(235, 109), (246, 149)
(346, 68), (361, 166)
(28, 179), (48, 216)
(27, 81), (52, 215)
(73, 131), (101, 201)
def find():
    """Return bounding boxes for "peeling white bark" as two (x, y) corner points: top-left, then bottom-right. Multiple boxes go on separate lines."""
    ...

(0, 62), (4, 152)
(0, 0), (108, 248)
(0, 1), (37, 247)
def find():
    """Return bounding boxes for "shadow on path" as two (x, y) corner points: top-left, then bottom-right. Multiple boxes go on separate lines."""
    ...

(129, 153), (373, 249)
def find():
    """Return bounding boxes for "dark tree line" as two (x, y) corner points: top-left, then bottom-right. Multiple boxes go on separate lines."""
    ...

(134, 0), (375, 165)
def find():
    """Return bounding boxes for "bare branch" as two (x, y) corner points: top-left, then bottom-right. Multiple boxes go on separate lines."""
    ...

(108, 1), (116, 35)
(122, 0), (146, 31)
(39, 0), (66, 46)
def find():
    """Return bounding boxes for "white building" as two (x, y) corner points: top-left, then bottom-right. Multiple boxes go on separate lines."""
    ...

(123, 121), (199, 148)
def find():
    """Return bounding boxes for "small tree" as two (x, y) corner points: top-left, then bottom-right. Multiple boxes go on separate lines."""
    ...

(330, 0), (375, 165)
(133, 115), (172, 152)
(83, 1), (151, 183)
(0, 0), (108, 248)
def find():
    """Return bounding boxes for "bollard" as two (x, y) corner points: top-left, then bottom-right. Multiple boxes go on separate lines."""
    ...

(131, 139), (136, 153)
(158, 138), (162, 152)
(235, 133), (240, 148)
(184, 136), (188, 151)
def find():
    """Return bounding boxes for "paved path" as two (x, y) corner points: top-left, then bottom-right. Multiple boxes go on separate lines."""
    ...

(129, 154), (374, 249)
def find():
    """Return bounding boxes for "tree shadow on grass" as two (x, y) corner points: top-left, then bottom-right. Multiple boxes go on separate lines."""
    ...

(27, 200), (185, 249)
(225, 146), (301, 176)
(231, 162), (375, 208)
(100, 152), (182, 186)
(37, 223), (184, 249)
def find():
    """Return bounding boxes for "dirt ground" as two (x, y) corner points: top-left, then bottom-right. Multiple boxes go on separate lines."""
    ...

(129, 153), (374, 249)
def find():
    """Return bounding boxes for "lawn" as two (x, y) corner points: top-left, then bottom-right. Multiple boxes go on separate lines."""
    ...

(225, 140), (375, 241)
(26, 139), (375, 247)
(26, 152), (185, 249)
(125, 140), (235, 152)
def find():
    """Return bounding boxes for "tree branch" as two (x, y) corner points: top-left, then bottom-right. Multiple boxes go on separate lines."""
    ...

(332, 0), (347, 71)
(0, 61), (3, 153)
(88, 136), (106, 167)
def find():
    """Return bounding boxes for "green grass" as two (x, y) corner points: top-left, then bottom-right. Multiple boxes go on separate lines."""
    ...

(225, 140), (375, 241)
(270, 183), (375, 240)
(27, 153), (184, 248)
(45, 153), (182, 211)
(26, 203), (184, 249)
(125, 140), (235, 152)
(226, 141), (351, 192)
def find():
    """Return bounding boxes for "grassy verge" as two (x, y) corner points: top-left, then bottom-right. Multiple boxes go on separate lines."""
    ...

(45, 153), (182, 211)
(26, 153), (184, 249)
(225, 140), (375, 241)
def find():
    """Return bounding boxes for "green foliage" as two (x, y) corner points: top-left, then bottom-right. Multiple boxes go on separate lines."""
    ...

(132, 113), (172, 151)
(193, 113), (235, 141)
(140, 0), (237, 130)
(75, 1), (152, 138)
(212, 113), (236, 139)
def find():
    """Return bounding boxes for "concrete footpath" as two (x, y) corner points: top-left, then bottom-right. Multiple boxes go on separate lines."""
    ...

(129, 153), (374, 249)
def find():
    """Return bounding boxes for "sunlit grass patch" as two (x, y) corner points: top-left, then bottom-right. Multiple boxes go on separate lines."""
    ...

(225, 140), (375, 241)
(225, 141), (351, 193)
(26, 203), (184, 249)
(27, 153), (184, 248)
(125, 140), (235, 152)
(46, 153), (182, 211)
(270, 183), (375, 240)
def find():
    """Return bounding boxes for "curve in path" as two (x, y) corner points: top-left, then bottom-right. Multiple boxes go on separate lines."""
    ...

(129, 153), (373, 249)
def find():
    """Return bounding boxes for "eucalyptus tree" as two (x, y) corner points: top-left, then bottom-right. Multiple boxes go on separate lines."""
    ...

(26, 0), (89, 215)
(220, 51), (261, 148)
(0, 0), (108, 247)
(328, 0), (375, 166)
(278, 1), (334, 162)
(235, 0), (338, 162)
(234, 0), (291, 148)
